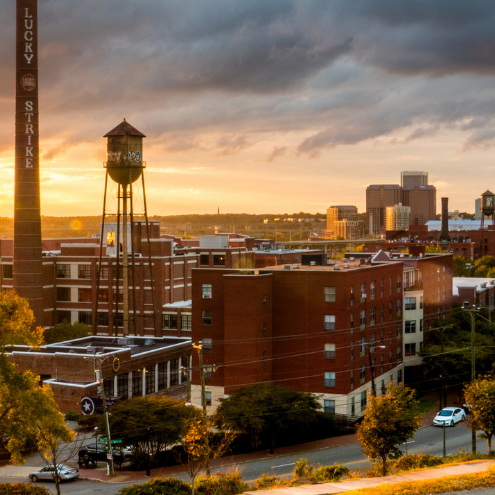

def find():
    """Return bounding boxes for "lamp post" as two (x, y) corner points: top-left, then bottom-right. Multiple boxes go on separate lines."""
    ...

(366, 342), (386, 397)
(94, 427), (98, 468)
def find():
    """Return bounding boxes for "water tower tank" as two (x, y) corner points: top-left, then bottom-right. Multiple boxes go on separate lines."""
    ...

(104, 119), (145, 185)
(481, 190), (495, 218)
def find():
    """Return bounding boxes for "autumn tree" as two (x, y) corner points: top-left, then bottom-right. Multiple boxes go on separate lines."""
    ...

(464, 377), (495, 454)
(43, 320), (89, 344)
(179, 417), (235, 495)
(357, 384), (421, 476)
(0, 290), (43, 349)
(214, 382), (323, 454)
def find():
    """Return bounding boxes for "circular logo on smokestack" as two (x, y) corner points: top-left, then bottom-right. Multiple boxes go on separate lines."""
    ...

(20, 74), (36, 91)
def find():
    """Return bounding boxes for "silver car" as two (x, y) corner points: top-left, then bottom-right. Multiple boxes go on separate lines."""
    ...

(433, 407), (466, 427)
(29, 464), (79, 482)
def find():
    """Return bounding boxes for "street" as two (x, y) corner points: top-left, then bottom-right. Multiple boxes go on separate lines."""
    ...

(0, 421), (488, 494)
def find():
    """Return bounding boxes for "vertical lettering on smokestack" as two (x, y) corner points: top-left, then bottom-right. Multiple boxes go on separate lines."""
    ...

(14, 0), (44, 325)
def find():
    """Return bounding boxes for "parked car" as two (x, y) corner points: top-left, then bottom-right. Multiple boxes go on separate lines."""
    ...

(78, 443), (129, 469)
(29, 465), (79, 482)
(433, 407), (466, 427)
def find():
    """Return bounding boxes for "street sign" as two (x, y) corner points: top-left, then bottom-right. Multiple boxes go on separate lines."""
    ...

(99, 438), (122, 444)
(106, 454), (113, 460)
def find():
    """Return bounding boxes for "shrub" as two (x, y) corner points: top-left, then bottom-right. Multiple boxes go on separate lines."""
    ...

(293, 458), (313, 479)
(313, 464), (350, 481)
(117, 477), (191, 495)
(64, 412), (81, 422)
(393, 454), (443, 471)
(0, 483), (50, 495)
(250, 474), (281, 490)
(196, 471), (246, 495)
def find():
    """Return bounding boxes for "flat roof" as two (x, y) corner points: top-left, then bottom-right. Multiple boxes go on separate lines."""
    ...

(453, 277), (495, 296)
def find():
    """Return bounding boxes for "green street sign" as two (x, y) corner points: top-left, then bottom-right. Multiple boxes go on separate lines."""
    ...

(99, 438), (122, 444)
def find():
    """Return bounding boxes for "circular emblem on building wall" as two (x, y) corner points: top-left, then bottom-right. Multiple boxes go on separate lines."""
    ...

(113, 356), (120, 372)
(20, 74), (36, 91)
(81, 397), (95, 416)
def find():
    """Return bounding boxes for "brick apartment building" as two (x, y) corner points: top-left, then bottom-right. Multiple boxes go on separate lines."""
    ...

(0, 223), (255, 337)
(190, 250), (453, 418)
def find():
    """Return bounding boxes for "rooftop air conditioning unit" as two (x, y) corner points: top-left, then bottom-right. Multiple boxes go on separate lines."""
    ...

(203, 294), (212, 299)
(283, 265), (291, 270)
(350, 257), (355, 261)
(293, 264), (300, 269)
(334, 266), (340, 270)
(310, 261), (316, 266)
(118, 338), (131, 345)
(327, 259), (333, 265)
(362, 293), (367, 298)
(343, 263), (350, 269)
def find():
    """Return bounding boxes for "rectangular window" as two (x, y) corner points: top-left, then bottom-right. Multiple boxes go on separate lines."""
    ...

(351, 285), (354, 306)
(350, 369), (354, 390)
(390, 277), (393, 295)
(360, 337), (366, 357)
(103, 378), (113, 397)
(405, 343), (416, 356)
(205, 391), (212, 406)
(405, 320), (416, 333)
(351, 341), (354, 362)
(324, 343), (336, 359)
(99, 265), (109, 280)
(145, 366), (155, 395)
(98, 289), (108, 302)
(361, 391), (367, 410)
(170, 358), (179, 386)
(204, 366), (213, 380)
(370, 307), (376, 326)
(405, 297), (416, 310)
(56, 264), (70, 279)
(78, 264), (91, 279)
(389, 326), (393, 344)
(162, 314), (178, 330)
(381, 305), (384, 323)
(397, 299), (402, 317)
(350, 313), (354, 332)
(324, 371), (336, 388)
(370, 281), (376, 299)
(397, 275), (402, 292)
(324, 399), (335, 414)
(158, 362), (167, 391)
(360, 363), (366, 382)
(263, 295), (267, 308)
(202, 310), (212, 326)
(202, 338), (212, 353)
(360, 283), (366, 300)
(263, 322), (267, 336)
(57, 287), (71, 302)
(324, 315), (336, 331)
(381, 279), (384, 297)
(324, 286), (336, 302)
(360, 310), (366, 328)
(397, 322), (402, 339)
(398, 369), (403, 384)
(420, 319), (423, 332)
(420, 296), (423, 309)
(397, 347), (402, 362)
(78, 288), (92, 302)
(200, 254), (209, 266)
(213, 254), (225, 266)
(96, 312), (109, 327)
(351, 396), (355, 415)
(78, 311), (92, 326)
(132, 371), (143, 397)
(389, 302), (393, 319)
(114, 313), (123, 328)
(181, 314), (192, 331)
(56, 310), (71, 324)
(2, 265), (12, 279)
(117, 373), (128, 400)
(113, 291), (124, 303)
(202, 284), (213, 299)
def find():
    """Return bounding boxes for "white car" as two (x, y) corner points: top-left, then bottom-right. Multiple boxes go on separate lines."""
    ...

(29, 465), (79, 482)
(433, 407), (466, 427)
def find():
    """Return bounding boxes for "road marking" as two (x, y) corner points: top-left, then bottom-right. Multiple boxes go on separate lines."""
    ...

(271, 462), (296, 468)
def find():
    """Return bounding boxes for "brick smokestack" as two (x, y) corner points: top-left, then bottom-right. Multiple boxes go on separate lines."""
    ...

(14, 0), (44, 325)
(440, 197), (449, 242)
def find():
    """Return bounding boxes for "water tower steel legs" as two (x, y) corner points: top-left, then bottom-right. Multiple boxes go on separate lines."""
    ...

(114, 184), (121, 337)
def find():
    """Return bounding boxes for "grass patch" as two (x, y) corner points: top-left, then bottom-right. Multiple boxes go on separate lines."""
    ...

(338, 470), (495, 495)
(415, 394), (439, 417)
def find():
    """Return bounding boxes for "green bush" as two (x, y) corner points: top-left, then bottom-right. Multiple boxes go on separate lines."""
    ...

(313, 464), (350, 481)
(293, 458), (313, 478)
(64, 412), (81, 422)
(117, 477), (191, 495)
(196, 471), (246, 495)
(0, 483), (50, 495)
(250, 474), (281, 490)
(393, 454), (443, 471)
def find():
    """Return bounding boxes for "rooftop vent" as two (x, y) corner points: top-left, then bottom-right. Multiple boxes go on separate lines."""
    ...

(293, 264), (300, 269)
(327, 259), (334, 265)
(334, 265), (340, 270)
(310, 261), (316, 266)
(343, 263), (350, 269)
(118, 338), (131, 345)
(349, 257), (355, 261)
(144, 339), (156, 347)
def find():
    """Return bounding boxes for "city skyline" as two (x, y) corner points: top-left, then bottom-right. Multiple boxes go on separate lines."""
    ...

(1, 1), (495, 216)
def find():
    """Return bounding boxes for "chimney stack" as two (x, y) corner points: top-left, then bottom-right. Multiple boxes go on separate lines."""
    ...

(440, 197), (449, 242)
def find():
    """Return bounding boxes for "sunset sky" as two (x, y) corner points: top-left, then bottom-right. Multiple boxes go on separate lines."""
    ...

(1, 1), (495, 217)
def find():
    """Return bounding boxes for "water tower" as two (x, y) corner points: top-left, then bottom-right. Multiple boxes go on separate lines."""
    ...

(94, 120), (157, 336)
(481, 190), (495, 228)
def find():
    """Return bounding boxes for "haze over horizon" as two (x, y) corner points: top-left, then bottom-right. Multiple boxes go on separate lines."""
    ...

(1, 1), (495, 217)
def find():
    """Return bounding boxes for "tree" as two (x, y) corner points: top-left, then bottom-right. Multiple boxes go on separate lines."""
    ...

(214, 382), (322, 454)
(0, 290), (43, 349)
(104, 396), (193, 462)
(43, 321), (89, 344)
(425, 245), (444, 253)
(179, 417), (235, 495)
(357, 383), (421, 476)
(464, 377), (495, 454)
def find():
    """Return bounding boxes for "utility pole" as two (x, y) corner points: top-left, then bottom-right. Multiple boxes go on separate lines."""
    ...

(193, 343), (210, 477)
(367, 342), (386, 397)
(96, 354), (114, 476)
(463, 307), (479, 455)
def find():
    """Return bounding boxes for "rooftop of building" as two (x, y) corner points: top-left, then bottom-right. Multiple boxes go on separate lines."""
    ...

(7, 335), (190, 357)
(453, 277), (495, 296)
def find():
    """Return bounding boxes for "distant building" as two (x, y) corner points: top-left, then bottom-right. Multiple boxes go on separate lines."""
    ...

(401, 171), (428, 187)
(366, 185), (402, 236)
(326, 205), (358, 239)
(386, 204), (411, 231)
(401, 185), (436, 226)
(475, 198), (482, 221)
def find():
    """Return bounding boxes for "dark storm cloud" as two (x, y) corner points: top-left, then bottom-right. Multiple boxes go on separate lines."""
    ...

(3, 1), (495, 158)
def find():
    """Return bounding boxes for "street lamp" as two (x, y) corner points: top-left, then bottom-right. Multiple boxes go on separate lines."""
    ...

(365, 342), (386, 397)
(94, 427), (98, 468)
